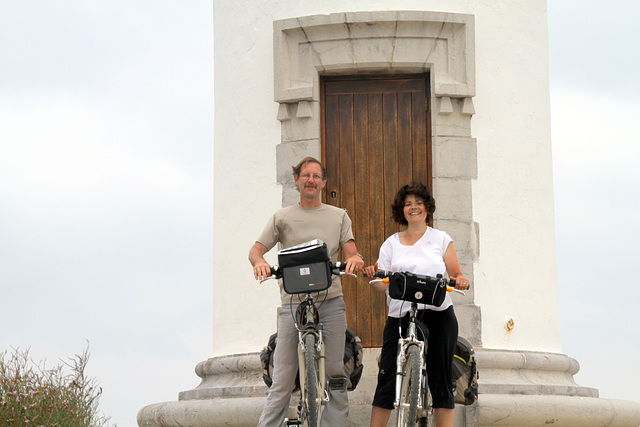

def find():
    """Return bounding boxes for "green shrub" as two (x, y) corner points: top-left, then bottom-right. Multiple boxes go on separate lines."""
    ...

(0, 345), (113, 426)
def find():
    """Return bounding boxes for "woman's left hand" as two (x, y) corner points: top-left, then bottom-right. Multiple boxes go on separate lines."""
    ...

(450, 274), (470, 290)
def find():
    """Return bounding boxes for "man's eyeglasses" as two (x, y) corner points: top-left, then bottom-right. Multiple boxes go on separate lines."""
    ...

(300, 173), (324, 181)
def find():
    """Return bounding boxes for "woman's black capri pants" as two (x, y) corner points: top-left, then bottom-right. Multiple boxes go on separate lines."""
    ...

(372, 305), (458, 410)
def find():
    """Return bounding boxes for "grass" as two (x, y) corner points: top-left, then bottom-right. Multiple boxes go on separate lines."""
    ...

(0, 344), (113, 426)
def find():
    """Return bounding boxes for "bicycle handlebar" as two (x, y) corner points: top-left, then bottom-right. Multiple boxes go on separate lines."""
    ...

(261, 261), (353, 284)
(332, 261), (348, 275)
(368, 271), (465, 294)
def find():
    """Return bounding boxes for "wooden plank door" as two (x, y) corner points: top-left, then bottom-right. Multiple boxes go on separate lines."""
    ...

(321, 75), (432, 347)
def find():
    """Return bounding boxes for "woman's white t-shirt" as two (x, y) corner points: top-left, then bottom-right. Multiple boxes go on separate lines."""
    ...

(377, 227), (453, 318)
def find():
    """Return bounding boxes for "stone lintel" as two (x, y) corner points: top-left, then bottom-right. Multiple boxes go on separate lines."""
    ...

(274, 11), (475, 104)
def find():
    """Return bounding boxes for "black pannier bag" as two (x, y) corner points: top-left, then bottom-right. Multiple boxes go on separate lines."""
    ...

(277, 239), (332, 294)
(388, 271), (448, 307)
(343, 327), (364, 391)
(451, 336), (479, 405)
(259, 328), (364, 391)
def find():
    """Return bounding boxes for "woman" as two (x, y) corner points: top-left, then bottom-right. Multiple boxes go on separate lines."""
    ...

(364, 183), (469, 427)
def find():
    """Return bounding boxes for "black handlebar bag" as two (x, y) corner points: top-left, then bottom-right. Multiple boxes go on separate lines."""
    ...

(277, 239), (332, 294)
(388, 272), (447, 307)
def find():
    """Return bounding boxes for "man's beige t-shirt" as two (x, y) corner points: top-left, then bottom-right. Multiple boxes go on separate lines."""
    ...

(257, 203), (355, 305)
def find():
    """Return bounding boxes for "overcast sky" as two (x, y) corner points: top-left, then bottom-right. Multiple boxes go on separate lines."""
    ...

(1, 1), (639, 426)
(548, 0), (640, 406)
(1, 2), (214, 425)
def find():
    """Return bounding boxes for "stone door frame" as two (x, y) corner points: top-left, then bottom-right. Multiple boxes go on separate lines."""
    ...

(272, 10), (481, 344)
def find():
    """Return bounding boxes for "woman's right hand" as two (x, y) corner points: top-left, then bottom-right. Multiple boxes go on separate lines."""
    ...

(362, 262), (378, 278)
(365, 262), (390, 292)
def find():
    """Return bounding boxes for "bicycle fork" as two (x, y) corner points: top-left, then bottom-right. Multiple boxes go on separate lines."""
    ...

(285, 329), (327, 427)
(394, 315), (425, 410)
(297, 330), (327, 400)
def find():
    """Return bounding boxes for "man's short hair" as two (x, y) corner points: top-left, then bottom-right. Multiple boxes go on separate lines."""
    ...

(292, 156), (327, 179)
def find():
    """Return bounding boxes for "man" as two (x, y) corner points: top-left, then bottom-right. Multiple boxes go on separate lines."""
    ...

(249, 156), (364, 426)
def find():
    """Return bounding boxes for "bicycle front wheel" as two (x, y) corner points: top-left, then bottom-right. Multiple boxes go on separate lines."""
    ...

(397, 344), (422, 427)
(304, 333), (321, 427)
(417, 366), (433, 427)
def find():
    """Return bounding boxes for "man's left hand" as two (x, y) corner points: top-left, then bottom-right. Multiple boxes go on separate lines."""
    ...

(345, 254), (364, 275)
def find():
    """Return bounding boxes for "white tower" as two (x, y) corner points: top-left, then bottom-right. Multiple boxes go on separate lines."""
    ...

(138, 1), (640, 425)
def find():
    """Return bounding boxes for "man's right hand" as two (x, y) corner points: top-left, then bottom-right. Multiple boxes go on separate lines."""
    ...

(249, 242), (272, 281)
(253, 260), (272, 281)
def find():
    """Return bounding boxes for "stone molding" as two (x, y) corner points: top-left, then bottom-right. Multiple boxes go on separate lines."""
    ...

(137, 350), (640, 426)
(477, 348), (597, 398)
(178, 349), (599, 401)
(179, 353), (266, 400)
(273, 11), (475, 104)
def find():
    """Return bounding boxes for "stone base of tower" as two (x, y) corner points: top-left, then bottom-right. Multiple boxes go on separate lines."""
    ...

(137, 349), (640, 426)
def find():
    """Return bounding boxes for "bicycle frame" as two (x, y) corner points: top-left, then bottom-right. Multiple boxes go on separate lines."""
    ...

(261, 260), (349, 427)
(368, 272), (463, 427)
(294, 295), (328, 426)
(394, 302), (433, 427)
(394, 303), (426, 410)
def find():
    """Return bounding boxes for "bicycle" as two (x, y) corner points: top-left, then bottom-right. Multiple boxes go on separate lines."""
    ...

(261, 242), (352, 427)
(368, 271), (465, 427)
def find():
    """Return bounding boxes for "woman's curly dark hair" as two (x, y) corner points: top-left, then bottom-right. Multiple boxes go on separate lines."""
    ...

(390, 183), (436, 225)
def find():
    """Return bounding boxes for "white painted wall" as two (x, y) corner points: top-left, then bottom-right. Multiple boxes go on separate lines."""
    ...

(212, 0), (560, 356)
(471, 3), (560, 352)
